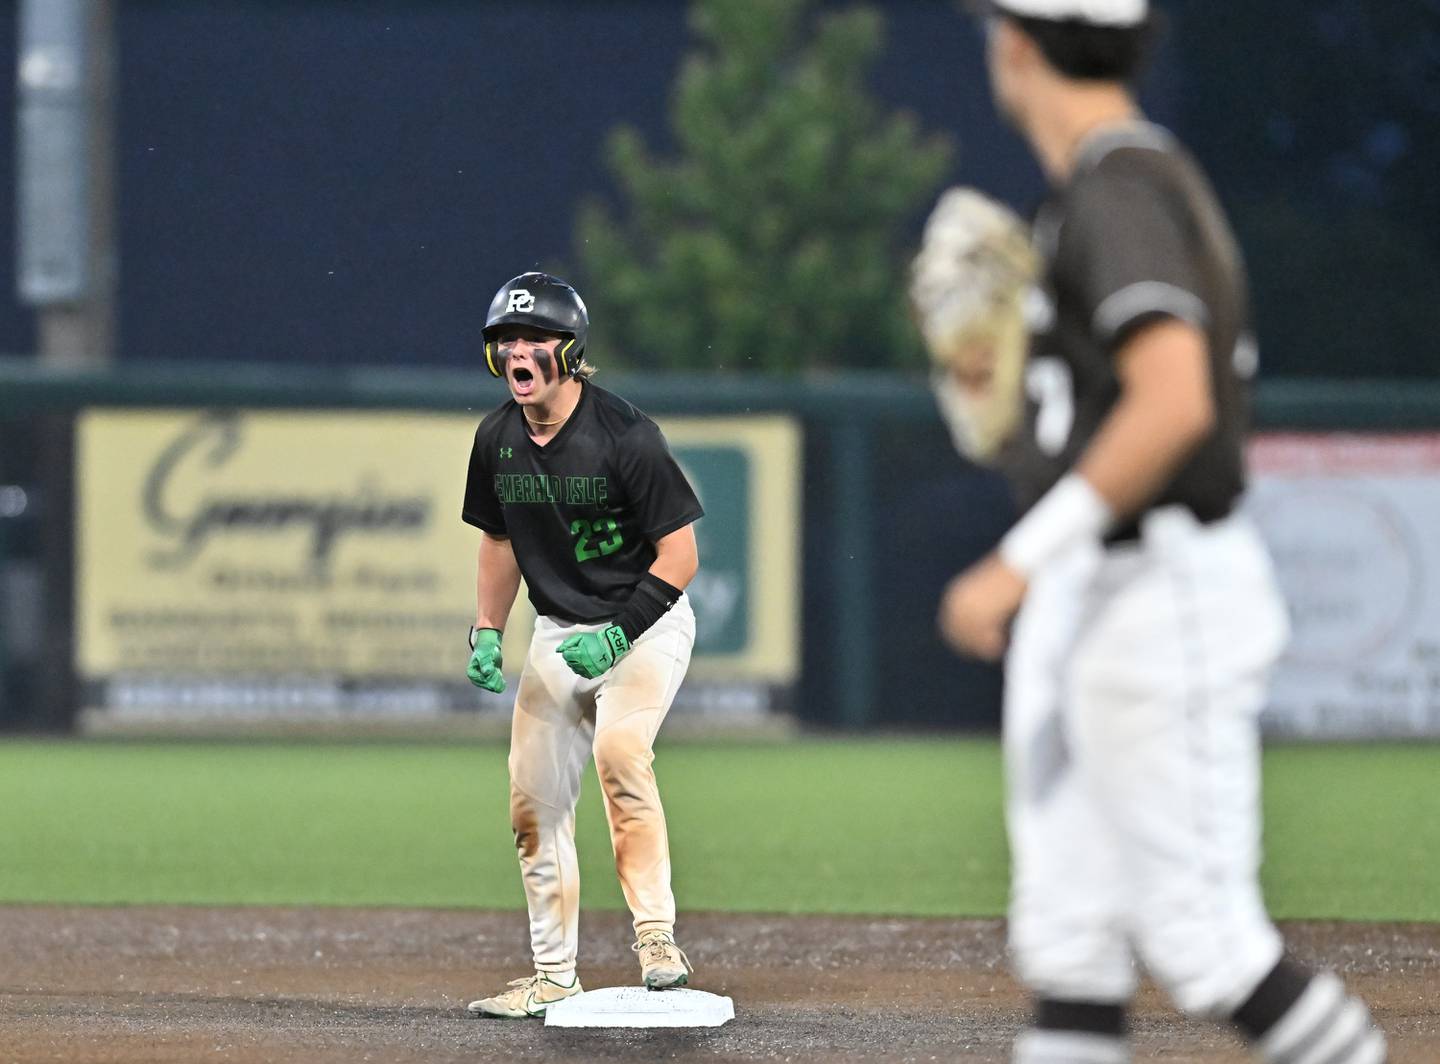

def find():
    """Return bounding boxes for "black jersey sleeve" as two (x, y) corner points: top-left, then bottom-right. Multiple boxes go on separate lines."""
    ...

(617, 419), (704, 540)
(1067, 164), (1210, 352)
(461, 419), (507, 535)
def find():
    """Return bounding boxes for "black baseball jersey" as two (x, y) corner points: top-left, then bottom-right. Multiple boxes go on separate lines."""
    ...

(461, 382), (703, 623)
(1003, 121), (1254, 521)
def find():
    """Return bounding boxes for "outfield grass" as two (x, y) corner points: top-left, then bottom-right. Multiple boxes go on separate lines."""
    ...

(0, 738), (1434, 920)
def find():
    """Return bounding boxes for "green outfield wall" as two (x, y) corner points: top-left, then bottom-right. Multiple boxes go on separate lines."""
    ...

(2, 356), (1439, 733)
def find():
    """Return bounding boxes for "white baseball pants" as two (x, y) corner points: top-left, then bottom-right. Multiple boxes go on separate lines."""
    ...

(1005, 508), (1290, 1018)
(506, 598), (694, 973)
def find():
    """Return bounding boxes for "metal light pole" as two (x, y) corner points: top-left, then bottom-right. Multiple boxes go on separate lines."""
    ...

(18, 0), (116, 365)
(14, 0), (116, 730)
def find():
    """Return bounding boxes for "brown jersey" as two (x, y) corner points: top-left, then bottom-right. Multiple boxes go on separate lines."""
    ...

(1003, 121), (1256, 525)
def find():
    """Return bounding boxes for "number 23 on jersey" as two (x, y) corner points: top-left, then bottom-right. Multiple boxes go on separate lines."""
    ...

(570, 517), (623, 562)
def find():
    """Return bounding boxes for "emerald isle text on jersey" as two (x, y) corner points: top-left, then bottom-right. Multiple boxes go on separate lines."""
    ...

(493, 473), (610, 507)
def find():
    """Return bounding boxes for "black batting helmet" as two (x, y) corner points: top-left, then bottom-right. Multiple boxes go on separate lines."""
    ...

(481, 272), (589, 379)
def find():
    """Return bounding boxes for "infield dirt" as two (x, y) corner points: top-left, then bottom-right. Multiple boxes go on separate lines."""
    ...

(1, 907), (1434, 1063)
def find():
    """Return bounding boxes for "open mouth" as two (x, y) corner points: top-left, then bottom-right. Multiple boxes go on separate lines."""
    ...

(509, 365), (535, 395)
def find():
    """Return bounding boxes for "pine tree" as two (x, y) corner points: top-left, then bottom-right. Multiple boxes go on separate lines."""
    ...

(576, 0), (954, 373)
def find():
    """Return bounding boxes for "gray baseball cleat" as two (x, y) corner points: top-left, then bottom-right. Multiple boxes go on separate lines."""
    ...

(633, 930), (693, 989)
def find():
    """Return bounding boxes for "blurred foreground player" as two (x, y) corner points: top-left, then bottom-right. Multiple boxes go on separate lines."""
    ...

(460, 272), (703, 1017)
(915, 2), (1388, 1061)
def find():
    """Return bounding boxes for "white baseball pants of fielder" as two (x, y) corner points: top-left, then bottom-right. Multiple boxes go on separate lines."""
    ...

(506, 597), (695, 974)
(1005, 507), (1291, 1021)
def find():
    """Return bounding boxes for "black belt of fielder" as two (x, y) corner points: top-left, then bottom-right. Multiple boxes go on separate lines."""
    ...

(1102, 498), (1235, 547)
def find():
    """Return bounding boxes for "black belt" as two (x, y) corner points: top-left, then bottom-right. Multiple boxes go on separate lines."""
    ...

(1103, 500), (1234, 547)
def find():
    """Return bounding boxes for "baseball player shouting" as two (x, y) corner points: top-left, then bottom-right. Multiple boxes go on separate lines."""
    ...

(916, 3), (1388, 1062)
(460, 272), (703, 1018)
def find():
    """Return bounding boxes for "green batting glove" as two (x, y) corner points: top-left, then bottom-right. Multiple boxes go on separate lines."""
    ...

(556, 624), (631, 679)
(466, 627), (506, 693)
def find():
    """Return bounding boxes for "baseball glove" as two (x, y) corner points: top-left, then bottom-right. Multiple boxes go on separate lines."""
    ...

(909, 187), (1037, 462)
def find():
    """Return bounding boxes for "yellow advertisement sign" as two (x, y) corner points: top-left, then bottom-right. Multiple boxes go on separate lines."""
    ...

(75, 409), (799, 689)
(77, 410), (480, 679)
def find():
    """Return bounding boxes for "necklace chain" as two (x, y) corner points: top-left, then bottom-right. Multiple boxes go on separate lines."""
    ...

(523, 382), (581, 430)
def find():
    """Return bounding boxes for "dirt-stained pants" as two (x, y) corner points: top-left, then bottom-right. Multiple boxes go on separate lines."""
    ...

(506, 598), (694, 973)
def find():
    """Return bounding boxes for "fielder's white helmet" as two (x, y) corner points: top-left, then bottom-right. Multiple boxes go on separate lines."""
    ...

(989, 0), (1147, 27)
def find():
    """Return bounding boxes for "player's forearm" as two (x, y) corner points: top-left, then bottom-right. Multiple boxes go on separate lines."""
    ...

(1077, 319), (1215, 518)
(475, 534), (522, 629)
(648, 524), (699, 591)
(997, 321), (1214, 576)
(1077, 392), (1211, 517)
(595, 527), (696, 654)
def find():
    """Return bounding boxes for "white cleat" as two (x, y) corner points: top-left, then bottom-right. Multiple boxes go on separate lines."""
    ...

(466, 972), (582, 1019)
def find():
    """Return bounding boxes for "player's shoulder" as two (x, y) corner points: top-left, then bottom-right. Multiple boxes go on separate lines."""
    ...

(582, 382), (661, 438)
(480, 396), (519, 427)
(1071, 122), (1198, 202)
(473, 397), (519, 442)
